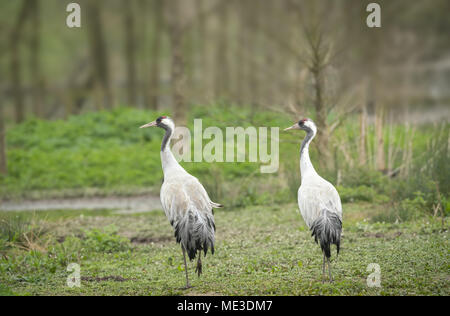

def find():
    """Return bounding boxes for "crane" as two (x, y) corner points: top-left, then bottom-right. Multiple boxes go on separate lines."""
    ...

(140, 116), (222, 289)
(284, 118), (342, 282)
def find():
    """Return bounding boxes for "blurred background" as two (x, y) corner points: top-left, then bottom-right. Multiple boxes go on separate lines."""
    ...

(0, 0), (448, 218)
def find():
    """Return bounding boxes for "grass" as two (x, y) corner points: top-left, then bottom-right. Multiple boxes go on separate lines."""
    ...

(0, 202), (448, 296)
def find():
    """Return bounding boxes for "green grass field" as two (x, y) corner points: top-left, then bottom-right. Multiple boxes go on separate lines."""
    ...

(0, 202), (448, 296)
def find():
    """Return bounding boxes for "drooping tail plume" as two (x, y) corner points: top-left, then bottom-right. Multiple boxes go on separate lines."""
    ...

(174, 208), (215, 261)
(310, 209), (342, 258)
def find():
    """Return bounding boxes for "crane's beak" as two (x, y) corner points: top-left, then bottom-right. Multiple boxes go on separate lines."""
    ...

(140, 121), (157, 128)
(284, 124), (300, 131)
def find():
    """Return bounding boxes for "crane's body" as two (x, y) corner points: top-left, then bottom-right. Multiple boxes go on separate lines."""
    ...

(141, 116), (221, 288)
(285, 118), (342, 281)
(160, 166), (217, 261)
(298, 176), (342, 231)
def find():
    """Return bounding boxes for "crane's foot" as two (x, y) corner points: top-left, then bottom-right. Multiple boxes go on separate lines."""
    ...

(321, 255), (334, 283)
(327, 258), (334, 282)
(321, 276), (334, 283)
(181, 284), (193, 290)
(321, 274), (332, 283)
(181, 246), (192, 290)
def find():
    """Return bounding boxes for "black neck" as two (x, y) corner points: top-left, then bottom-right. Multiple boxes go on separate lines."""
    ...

(300, 130), (314, 158)
(161, 126), (172, 152)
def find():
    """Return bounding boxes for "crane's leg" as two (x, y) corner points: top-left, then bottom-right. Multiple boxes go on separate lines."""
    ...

(322, 253), (326, 276)
(322, 253), (326, 283)
(327, 257), (333, 282)
(195, 250), (202, 277)
(181, 245), (191, 289)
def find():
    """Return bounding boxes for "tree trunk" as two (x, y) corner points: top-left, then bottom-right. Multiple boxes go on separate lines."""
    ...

(236, 0), (247, 105)
(29, 0), (44, 118)
(303, 11), (332, 170)
(87, 1), (113, 109)
(248, 0), (261, 112)
(124, 1), (137, 106)
(311, 64), (331, 169)
(10, 0), (30, 123)
(167, 0), (186, 124)
(214, 2), (230, 100)
(149, 0), (164, 110)
(196, 0), (212, 102)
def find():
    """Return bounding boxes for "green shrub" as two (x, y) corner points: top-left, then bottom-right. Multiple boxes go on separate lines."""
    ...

(340, 167), (388, 189)
(371, 192), (430, 223)
(337, 185), (389, 203)
(82, 225), (130, 253)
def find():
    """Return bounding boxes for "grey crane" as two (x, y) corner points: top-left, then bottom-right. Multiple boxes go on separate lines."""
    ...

(140, 116), (222, 288)
(284, 118), (342, 281)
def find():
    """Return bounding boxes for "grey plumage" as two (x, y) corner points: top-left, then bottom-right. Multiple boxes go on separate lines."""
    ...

(173, 205), (216, 261)
(310, 209), (342, 259)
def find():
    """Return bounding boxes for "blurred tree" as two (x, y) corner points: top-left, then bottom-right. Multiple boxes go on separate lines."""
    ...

(167, 0), (187, 124)
(29, 0), (44, 118)
(86, 0), (113, 109)
(149, 0), (164, 110)
(196, 0), (208, 101)
(304, 22), (331, 168)
(214, 0), (230, 101)
(123, 1), (137, 106)
(10, 0), (31, 123)
(247, 0), (262, 114)
(294, 0), (336, 169)
(235, 0), (248, 106)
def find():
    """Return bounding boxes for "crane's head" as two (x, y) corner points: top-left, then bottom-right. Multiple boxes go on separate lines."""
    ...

(284, 118), (317, 134)
(139, 116), (175, 131)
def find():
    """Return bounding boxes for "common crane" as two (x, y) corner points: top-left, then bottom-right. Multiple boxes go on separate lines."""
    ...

(140, 116), (222, 288)
(284, 118), (342, 281)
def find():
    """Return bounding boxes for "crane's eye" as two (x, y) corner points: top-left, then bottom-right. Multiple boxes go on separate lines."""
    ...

(157, 116), (167, 123)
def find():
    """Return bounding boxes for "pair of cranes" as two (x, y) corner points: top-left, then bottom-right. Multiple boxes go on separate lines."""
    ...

(140, 116), (342, 288)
